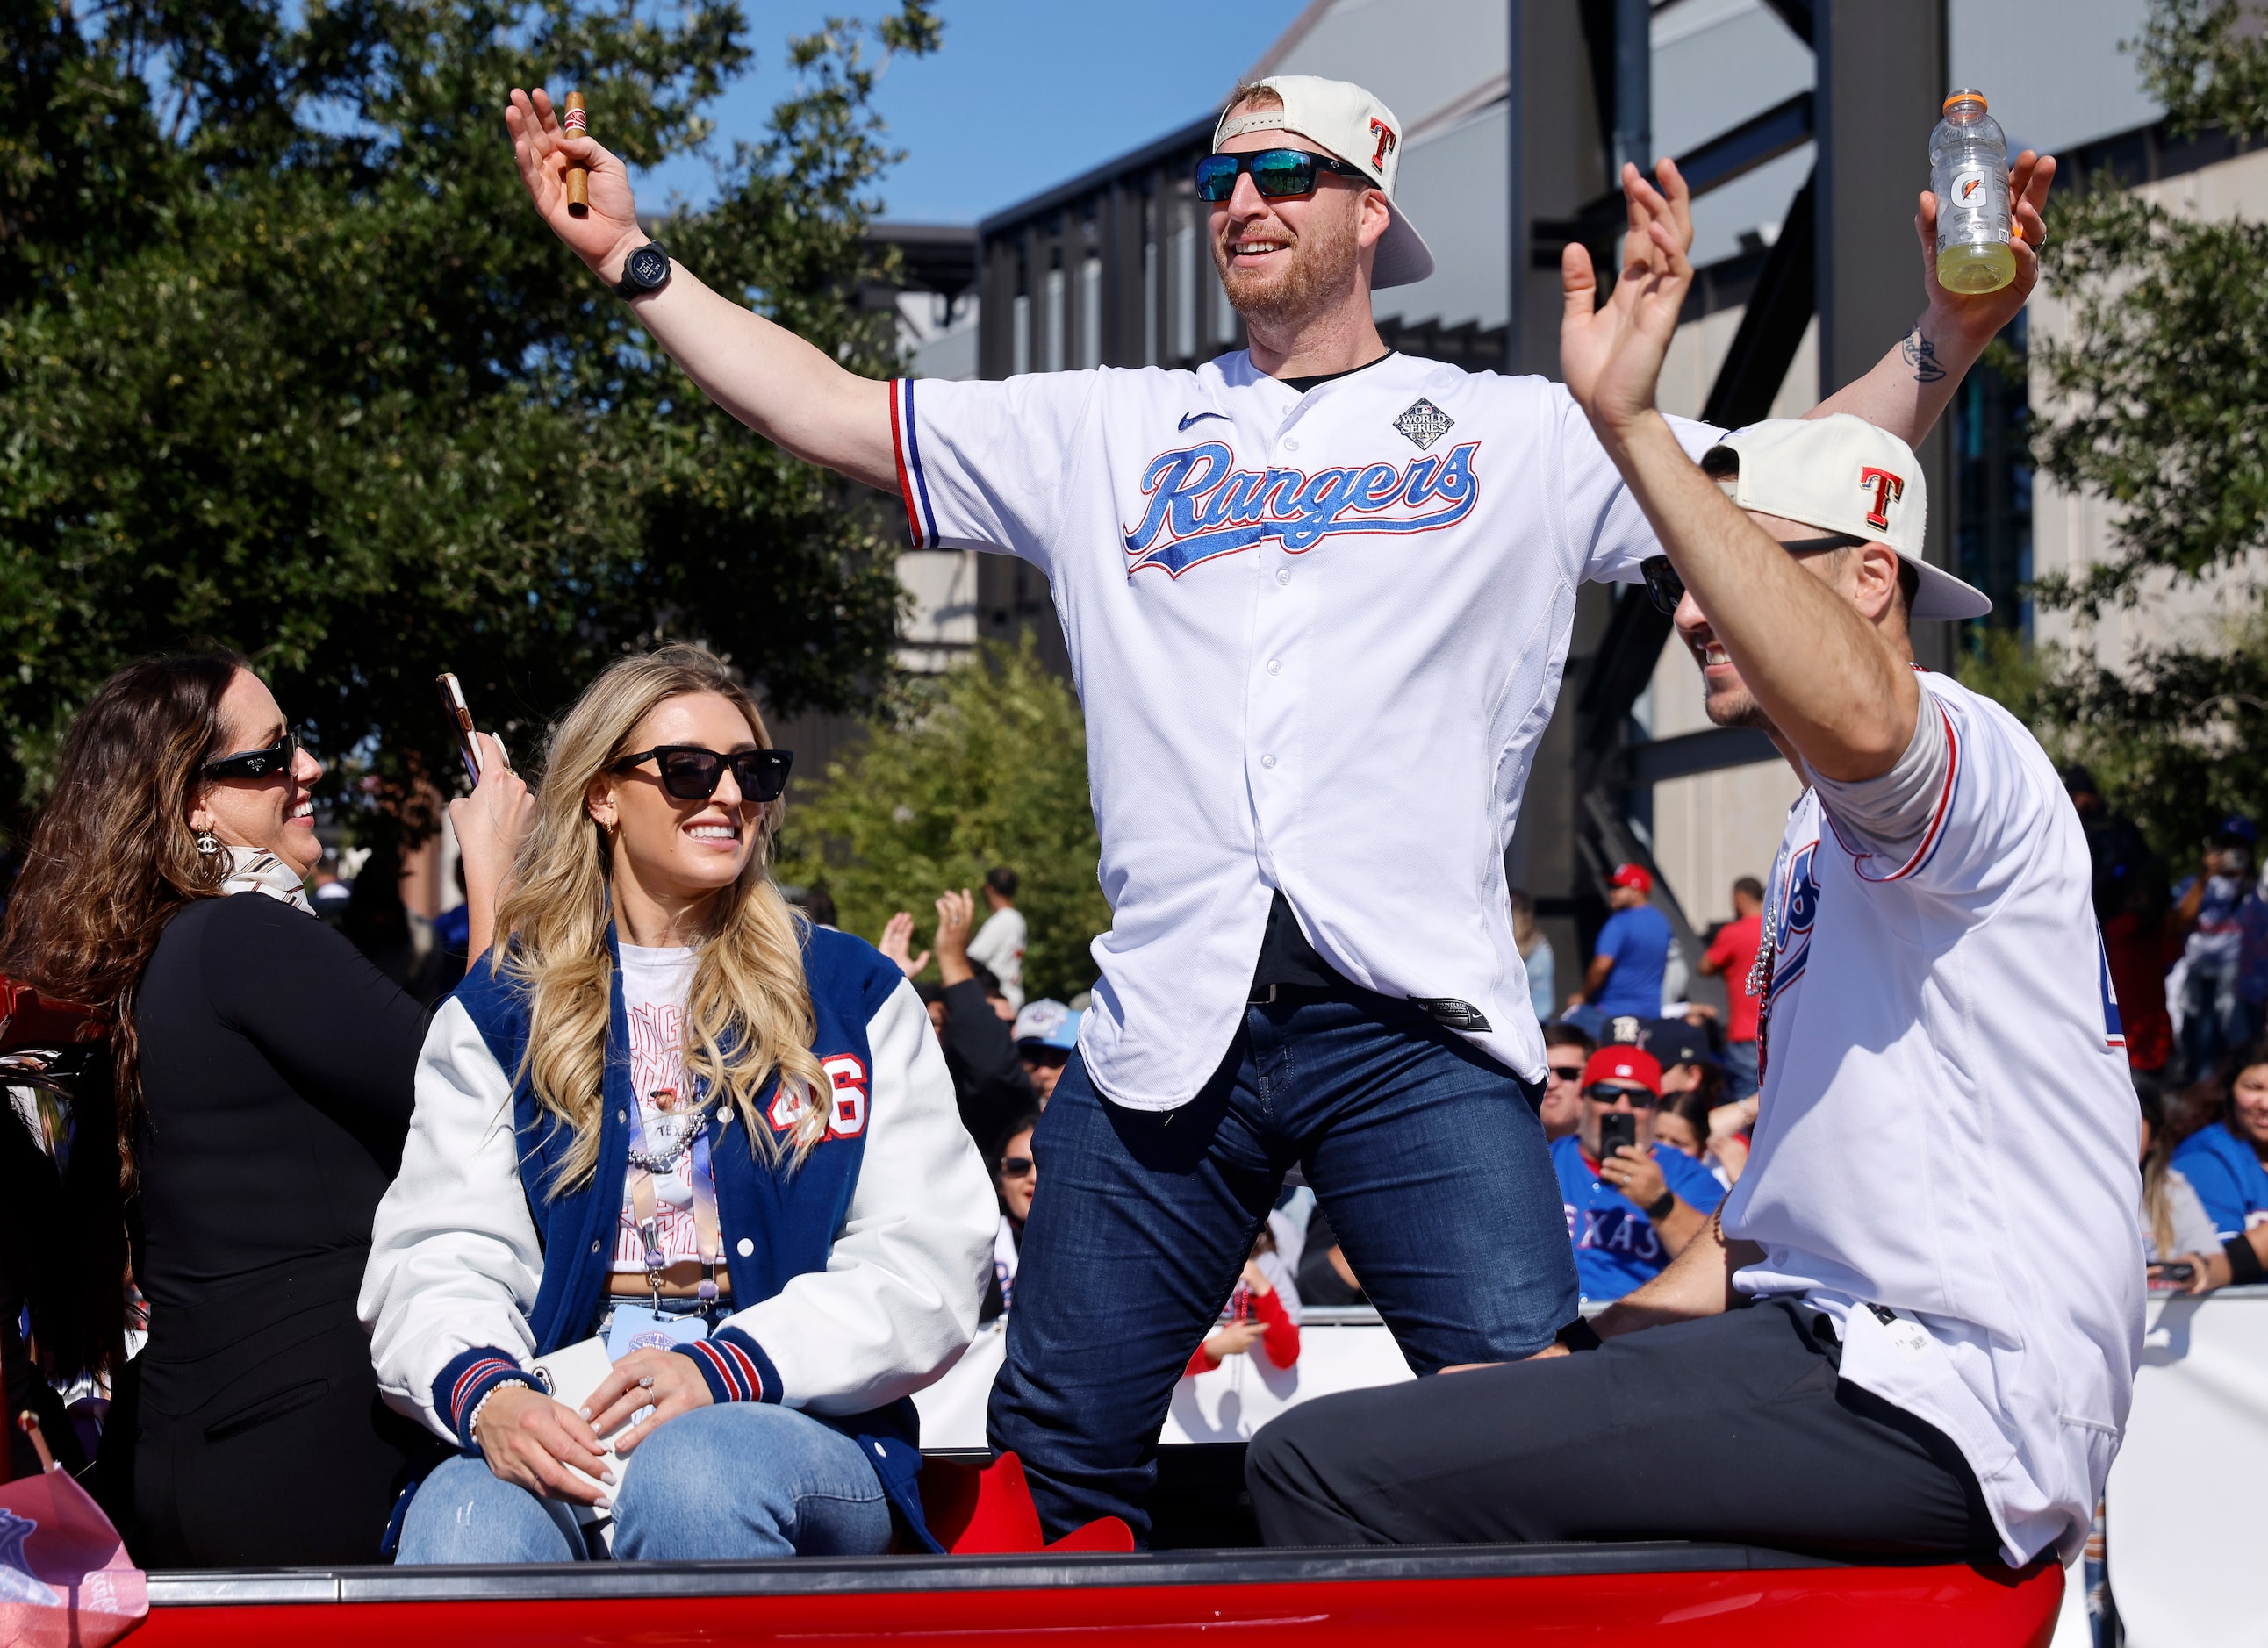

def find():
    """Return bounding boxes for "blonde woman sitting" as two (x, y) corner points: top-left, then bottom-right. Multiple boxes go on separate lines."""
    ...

(362, 646), (994, 1562)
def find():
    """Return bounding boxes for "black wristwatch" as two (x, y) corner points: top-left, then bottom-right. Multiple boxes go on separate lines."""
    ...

(1643, 1189), (1676, 1222)
(613, 240), (671, 300)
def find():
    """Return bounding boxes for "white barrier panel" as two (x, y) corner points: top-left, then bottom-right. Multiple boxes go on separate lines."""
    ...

(2105, 1286), (2268, 1648)
(912, 1313), (1415, 1451)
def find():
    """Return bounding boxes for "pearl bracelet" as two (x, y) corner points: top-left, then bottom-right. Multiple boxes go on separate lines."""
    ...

(469, 1378), (535, 1448)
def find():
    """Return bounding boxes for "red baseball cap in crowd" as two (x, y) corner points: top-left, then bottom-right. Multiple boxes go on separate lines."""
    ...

(1580, 1047), (1662, 1095)
(1608, 863), (1653, 893)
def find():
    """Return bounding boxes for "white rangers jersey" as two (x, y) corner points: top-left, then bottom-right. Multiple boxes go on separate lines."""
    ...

(1725, 670), (2145, 1566)
(890, 352), (1713, 1108)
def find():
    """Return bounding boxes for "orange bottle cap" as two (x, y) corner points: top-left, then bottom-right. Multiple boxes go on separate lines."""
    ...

(1942, 90), (1989, 113)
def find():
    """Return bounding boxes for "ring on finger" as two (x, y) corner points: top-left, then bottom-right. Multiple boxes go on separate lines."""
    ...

(638, 1375), (655, 1390)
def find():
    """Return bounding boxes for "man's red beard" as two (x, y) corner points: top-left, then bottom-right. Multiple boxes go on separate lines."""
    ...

(1213, 195), (1362, 333)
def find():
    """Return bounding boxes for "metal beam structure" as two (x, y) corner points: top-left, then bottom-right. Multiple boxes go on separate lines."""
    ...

(1815, 0), (1954, 673)
(1521, 0), (1961, 981)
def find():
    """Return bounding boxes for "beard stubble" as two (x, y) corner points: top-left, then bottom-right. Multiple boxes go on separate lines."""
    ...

(1214, 191), (1363, 333)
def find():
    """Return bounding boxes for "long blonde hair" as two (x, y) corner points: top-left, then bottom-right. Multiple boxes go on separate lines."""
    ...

(493, 646), (829, 1192)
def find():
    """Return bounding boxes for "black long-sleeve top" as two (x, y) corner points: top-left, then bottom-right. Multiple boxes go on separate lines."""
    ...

(131, 892), (429, 1306)
(937, 977), (1035, 1157)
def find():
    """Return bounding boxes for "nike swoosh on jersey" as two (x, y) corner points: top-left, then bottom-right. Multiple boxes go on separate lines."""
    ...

(1177, 412), (1232, 431)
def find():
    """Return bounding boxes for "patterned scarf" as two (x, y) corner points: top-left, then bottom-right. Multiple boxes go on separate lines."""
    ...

(219, 845), (315, 915)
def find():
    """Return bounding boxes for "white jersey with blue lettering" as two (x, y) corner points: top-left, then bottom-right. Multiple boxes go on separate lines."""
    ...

(889, 352), (1713, 1108)
(1724, 670), (2144, 1566)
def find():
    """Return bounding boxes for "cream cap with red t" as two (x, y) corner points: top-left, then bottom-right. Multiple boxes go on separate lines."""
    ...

(1212, 75), (1436, 289)
(1705, 415), (1991, 621)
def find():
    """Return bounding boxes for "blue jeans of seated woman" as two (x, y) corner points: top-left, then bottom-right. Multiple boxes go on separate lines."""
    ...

(395, 1401), (894, 1562)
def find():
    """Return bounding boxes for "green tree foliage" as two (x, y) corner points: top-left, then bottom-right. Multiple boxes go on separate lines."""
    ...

(1989, 0), (2268, 858)
(0, 0), (939, 835)
(778, 637), (1109, 1003)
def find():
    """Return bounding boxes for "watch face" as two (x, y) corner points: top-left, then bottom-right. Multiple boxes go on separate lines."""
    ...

(627, 245), (670, 289)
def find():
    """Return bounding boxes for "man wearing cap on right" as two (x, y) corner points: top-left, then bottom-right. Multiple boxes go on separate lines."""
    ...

(1246, 167), (2138, 1569)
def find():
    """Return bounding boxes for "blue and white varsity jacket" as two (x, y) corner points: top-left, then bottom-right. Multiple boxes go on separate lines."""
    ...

(358, 923), (994, 1545)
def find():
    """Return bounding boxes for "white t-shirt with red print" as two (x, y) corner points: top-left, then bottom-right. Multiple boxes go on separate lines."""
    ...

(611, 944), (711, 1273)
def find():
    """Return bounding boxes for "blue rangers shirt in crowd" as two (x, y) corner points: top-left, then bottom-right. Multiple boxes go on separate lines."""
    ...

(1551, 1133), (1726, 1302)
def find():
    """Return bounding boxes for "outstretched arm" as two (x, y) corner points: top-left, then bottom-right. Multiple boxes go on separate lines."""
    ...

(1807, 154), (2055, 445)
(506, 89), (896, 491)
(1563, 162), (1921, 783)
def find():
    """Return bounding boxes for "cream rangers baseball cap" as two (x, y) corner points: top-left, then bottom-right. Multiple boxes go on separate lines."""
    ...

(1705, 415), (1991, 621)
(1212, 75), (1435, 289)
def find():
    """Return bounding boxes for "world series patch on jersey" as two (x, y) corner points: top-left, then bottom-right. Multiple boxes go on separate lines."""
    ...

(887, 354), (1719, 1110)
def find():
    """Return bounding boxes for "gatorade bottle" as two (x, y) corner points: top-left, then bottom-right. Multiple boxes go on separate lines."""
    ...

(1930, 90), (2014, 294)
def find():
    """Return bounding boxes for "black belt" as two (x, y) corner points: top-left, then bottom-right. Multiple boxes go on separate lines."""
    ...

(1248, 980), (1346, 1006)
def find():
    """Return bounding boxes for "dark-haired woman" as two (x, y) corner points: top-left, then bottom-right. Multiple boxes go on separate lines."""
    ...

(0, 651), (526, 1566)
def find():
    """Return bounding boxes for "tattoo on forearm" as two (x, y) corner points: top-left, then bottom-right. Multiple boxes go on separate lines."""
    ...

(1902, 328), (1946, 383)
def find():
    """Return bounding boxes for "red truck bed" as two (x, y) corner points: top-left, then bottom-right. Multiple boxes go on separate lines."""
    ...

(132, 1540), (2063, 1646)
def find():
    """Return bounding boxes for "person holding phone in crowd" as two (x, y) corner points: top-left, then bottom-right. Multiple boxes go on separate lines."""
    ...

(1550, 1047), (1722, 1304)
(0, 650), (526, 1566)
(363, 646), (994, 1564)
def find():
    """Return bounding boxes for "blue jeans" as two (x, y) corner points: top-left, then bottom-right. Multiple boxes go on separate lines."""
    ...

(395, 1402), (894, 1563)
(1723, 1038), (1760, 1098)
(988, 987), (1575, 1543)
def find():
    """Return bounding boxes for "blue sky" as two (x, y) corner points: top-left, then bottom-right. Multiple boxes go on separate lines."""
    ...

(627, 0), (1310, 224)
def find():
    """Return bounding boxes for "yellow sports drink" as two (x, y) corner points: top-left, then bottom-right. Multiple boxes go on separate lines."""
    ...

(1929, 90), (2015, 294)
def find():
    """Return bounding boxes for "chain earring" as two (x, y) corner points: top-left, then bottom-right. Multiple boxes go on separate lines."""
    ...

(195, 829), (219, 856)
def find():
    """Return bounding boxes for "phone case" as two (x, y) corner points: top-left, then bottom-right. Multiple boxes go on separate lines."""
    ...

(528, 1336), (628, 1545)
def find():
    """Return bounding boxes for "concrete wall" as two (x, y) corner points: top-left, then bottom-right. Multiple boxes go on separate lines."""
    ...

(2029, 145), (2268, 673)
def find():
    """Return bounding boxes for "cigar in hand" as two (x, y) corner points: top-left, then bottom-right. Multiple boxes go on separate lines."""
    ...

(563, 91), (589, 216)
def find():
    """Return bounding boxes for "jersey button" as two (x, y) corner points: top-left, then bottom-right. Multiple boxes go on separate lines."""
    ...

(1275, 568), (1291, 584)
(1267, 658), (1282, 675)
(1261, 754), (1277, 770)
(736, 1237), (755, 1257)
(1284, 438), (1300, 451)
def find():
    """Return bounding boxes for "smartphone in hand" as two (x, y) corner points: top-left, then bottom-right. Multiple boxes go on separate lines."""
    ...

(436, 673), (482, 788)
(1597, 1111), (1638, 1162)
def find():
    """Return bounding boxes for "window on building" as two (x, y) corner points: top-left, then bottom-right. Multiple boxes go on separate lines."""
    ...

(1143, 239), (1158, 365)
(1954, 313), (2032, 641)
(1174, 219), (1197, 362)
(1081, 256), (1102, 368)
(1044, 267), (1066, 373)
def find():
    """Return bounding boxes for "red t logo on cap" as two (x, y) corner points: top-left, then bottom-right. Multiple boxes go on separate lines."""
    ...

(1368, 118), (1396, 170)
(1859, 467), (1905, 530)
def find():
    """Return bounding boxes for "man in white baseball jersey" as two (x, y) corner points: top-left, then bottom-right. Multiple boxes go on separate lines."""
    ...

(505, 73), (2054, 1540)
(1247, 168), (2138, 1569)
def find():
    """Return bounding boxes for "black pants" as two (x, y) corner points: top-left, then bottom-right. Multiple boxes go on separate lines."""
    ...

(1246, 1298), (2001, 1558)
(112, 1249), (438, 1567)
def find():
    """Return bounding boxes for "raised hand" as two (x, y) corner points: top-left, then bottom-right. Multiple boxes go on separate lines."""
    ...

(450, 730), (535, 964)
(505, 88), (645, 280)
(879, 911), (931, 978)
(1915, 150), (2056, 348)
(1561, 159), (1696, 440)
